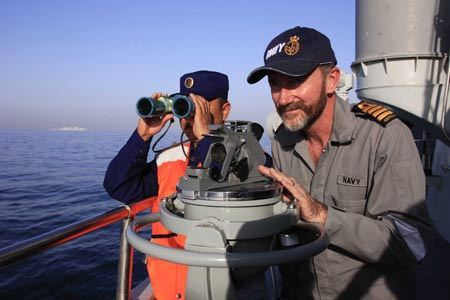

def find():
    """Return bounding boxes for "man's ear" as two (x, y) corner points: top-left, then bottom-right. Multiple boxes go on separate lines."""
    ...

(221, 101), (231, 122)
(326, 67), (341, 95)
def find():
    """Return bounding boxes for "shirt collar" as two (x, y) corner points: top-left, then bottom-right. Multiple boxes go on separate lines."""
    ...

(330, 96), (357, 144)
(274, 96), (356, 147)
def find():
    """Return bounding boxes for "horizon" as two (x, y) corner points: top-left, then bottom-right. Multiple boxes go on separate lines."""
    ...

(0, 1), (356, 130)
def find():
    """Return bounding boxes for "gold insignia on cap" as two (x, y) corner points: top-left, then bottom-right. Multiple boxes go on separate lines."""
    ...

(284, 35), (300, 56)
(184, 77), (194, 88)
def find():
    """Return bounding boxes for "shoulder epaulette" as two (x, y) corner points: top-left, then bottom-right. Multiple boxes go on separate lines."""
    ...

(351, 101), (396, 126)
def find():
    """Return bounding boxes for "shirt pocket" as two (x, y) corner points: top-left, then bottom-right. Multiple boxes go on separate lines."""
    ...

(331, 195), (367, 213)
(331, 175), (368, 213)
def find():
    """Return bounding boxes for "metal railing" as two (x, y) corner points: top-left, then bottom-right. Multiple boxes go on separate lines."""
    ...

(0, 197), (156, 300)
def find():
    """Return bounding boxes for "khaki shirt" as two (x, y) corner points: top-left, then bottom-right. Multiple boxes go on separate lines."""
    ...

(272, 97), (430, 299)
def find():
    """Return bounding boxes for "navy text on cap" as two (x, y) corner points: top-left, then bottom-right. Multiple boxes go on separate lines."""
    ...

(247, 26), (337, 84)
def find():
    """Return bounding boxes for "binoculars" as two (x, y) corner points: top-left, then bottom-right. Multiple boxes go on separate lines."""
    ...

(136, 95), (195, 119)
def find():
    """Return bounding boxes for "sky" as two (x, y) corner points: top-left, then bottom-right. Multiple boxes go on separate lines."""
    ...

(0, 0), (356, 130)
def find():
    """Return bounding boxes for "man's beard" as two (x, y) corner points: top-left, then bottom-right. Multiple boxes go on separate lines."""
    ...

(277, 85), (327, 132)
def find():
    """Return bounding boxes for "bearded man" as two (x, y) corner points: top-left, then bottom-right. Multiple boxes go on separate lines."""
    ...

(247, 26), (431, 300)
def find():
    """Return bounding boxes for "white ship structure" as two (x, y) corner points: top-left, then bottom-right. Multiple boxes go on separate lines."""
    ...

(55, 126), (87, 131)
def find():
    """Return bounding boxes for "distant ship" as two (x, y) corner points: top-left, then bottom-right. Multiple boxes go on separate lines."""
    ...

(55, 126), (87, 131)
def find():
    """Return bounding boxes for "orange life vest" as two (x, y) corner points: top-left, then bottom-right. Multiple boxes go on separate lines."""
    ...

(146, 142), (190, 300)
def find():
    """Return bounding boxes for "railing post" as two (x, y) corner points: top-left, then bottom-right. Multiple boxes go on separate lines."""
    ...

(116, 209), (133, 300)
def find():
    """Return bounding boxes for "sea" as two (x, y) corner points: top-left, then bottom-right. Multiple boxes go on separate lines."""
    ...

(0, 128), (272, 299)
(2, 128), (450, 299)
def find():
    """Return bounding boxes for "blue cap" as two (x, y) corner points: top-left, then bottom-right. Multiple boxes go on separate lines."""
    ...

(179, 70), (229, 101)
(247, 26), (337, 84)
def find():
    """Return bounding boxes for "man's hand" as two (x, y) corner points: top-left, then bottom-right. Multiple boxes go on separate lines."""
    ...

(137, 92), (174, 141)
(189, 93), (212, 141)
(258, 165), (328, 225)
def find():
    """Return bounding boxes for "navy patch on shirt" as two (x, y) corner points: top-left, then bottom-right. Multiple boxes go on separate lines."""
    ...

(337, 175), (367, 187)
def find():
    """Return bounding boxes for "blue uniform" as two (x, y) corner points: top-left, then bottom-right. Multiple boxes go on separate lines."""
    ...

(103, 130), (212, 204)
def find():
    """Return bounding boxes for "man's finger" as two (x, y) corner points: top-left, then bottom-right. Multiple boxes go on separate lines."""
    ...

(150, 92), (162, 99)
(280, 177), (300, 197)
(268, 167), (287, 183)
(161, 114), (174, 125)
(258, 166), (285, 183)
(191, 94), (207, 115)
(257, 165), (271, 176)
(282, 194), (295, 203)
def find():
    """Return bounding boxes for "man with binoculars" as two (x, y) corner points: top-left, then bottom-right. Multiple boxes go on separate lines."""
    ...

(104, 70), (231, 300)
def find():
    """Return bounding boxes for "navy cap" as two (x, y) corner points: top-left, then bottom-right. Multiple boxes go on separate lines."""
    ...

(179, 70), (229, 101)
(247, 26), (337, 84)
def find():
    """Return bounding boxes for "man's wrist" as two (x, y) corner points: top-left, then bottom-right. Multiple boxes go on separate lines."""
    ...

(137, 129), (152, 142)
(303, 199), (328, 226)
(131, 130), (151, 151)
(316, 203), (328, 226)
(194, 127), (209, 141)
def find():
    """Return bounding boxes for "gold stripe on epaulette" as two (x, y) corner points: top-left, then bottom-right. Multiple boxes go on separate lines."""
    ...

(370, 107), (386, 117)
(367, 105), (383, 115)
(357, 102), (374, 113)
(353, 101), (396, 126)
(379, 112), (396, 123)
(376, 110), (393, 122)
(372, 108), (388, 118)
